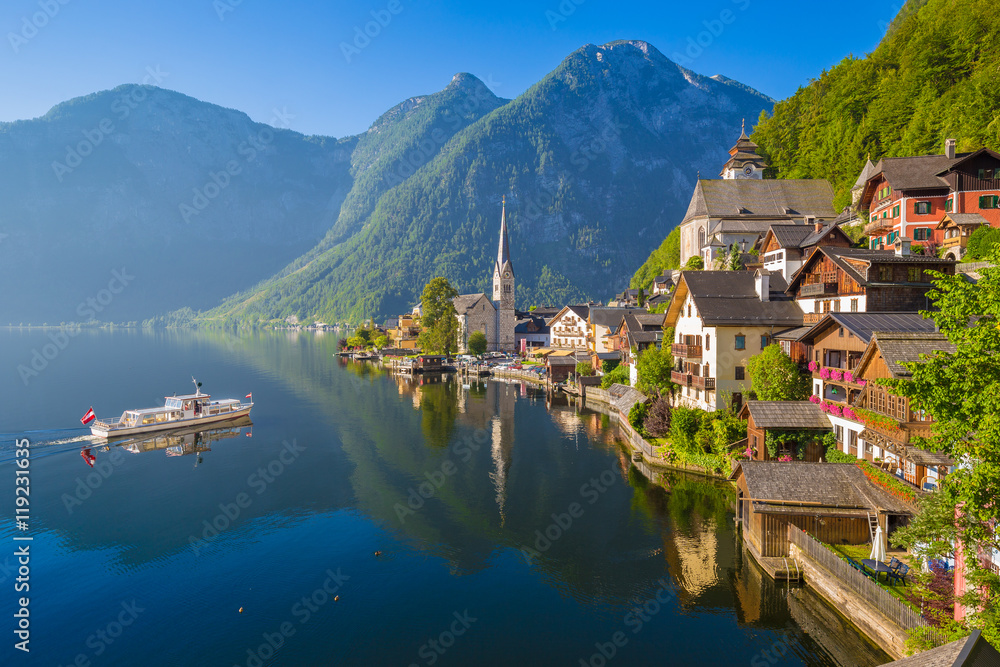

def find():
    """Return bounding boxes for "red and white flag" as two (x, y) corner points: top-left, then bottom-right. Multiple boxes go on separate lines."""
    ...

(245, 393), (253, 402)
(80, 407), (96, 425)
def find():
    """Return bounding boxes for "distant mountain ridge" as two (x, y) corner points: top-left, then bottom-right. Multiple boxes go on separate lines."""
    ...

(0, 40), (773, 325)
(195, 40), (774, 325)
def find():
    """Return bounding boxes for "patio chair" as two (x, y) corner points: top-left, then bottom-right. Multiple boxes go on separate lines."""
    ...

(889, 557), (902, 572)
(889, 563), (909, 586)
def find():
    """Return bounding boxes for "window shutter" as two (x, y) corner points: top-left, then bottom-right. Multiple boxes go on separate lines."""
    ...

(980, 195), (989, 208)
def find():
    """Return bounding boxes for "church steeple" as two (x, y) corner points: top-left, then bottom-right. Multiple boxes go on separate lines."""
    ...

(496, 196), (513, 278)
(720, 121), (766, 180)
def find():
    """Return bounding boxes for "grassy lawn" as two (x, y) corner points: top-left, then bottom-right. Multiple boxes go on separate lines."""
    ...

(828, 543), (923, 611)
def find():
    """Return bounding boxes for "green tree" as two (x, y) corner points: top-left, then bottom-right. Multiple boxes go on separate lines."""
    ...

(416, 277), (460, 354)
(637, 287), (646, 308)
(600, 364), (629, 388)
(888, 250), (1000, 642)
(631, 227), (681, 289)
(727, 243), (743, 271)
(575, 361), (594, 377)
(965, 226), (1000, 261)
(373, 334), (389, 350)
(683, 256), (704, 271)
(467, 330), (488, 356)
(635, 345), (674, 396)
(746, 344), (811, 401)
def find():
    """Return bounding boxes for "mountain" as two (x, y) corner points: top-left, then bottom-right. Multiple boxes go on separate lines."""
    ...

(196, 40), (774, 326)
(0, 86), (356, 324)
(750, 0), (1000, 210)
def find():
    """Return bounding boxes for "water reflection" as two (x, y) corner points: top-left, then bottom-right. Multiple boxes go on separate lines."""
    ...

(84, 416), (253, 462)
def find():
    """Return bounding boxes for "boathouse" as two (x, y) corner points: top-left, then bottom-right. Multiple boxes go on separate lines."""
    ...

(731, 461), (913, 558)
(739, 401), (832, 462)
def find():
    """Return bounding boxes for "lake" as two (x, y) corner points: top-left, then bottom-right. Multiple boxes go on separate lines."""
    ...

(0, 329), (888, 666)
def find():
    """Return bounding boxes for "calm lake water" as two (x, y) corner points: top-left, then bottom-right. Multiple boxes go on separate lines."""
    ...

(0, 329), (888, 666)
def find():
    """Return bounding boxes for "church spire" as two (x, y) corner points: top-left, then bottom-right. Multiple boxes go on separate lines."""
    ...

(496, 196), (512, 276)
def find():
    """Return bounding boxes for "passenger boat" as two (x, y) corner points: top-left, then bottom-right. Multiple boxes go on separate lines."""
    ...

(89, 378), (253, 439)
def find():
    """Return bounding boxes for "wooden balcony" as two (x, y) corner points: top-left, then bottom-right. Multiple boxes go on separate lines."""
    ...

(800, 282), (838, 297)
(940, 236), (965, 250)
(865, 218), (893, 236)
(803, 313), (823, 325)
(671, 343), (702, 360)
(670, 371), (715, 391)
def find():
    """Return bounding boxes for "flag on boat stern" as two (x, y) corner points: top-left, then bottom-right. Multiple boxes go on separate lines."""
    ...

(81, 407), (96, 425)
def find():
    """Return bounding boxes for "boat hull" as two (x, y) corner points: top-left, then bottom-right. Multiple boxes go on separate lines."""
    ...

(90, 405), (253, 439)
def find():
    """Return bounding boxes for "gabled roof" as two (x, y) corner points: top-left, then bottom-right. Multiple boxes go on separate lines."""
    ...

(796, 312), (937, 346)
(874, 153), (964, 191)
(590, 307), (643, 328)
(938, 212), (989, 229)
(653, 272), (674, 285)
(453, 293), (492, 315)
(664, 271), (803, 328)
(855, 332), (956, 380)
(682, 179), (837, 224)
(785, 247), (956, 293)
(730, 461), (913, 514)
(852, 158), (876, 191)
(546, 304), (590, 327)
(763, 222), (848, 250)
(740, 401), (832, 430)
(933, 147), (1000, 176)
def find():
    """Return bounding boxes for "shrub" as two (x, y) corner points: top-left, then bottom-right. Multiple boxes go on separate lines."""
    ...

(670, 406), (703, 451)
(643, 396), (673, 437)
(966, 226), (1000, 261)
(600, 364), (629, 389)
(575, 362), (594, 377)
(628, 402), (649, 436)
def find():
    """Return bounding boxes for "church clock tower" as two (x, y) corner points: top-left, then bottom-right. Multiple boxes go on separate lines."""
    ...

(492, 197), (516, 352)
(720, 119), (767, 180)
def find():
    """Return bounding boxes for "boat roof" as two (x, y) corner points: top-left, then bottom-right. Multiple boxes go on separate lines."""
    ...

(212, 399), (241, 405)
(166, 393), (211, 400)
(127, 407), (181, 416)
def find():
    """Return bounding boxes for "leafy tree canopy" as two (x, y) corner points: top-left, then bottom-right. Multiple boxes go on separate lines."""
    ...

(417, 277), (459, 355)
(468, 330), (488, 356)
(746, 344), (811, 401)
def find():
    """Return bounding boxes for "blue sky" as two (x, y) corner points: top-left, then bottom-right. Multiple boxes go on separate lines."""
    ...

(1, 0), (906, 137)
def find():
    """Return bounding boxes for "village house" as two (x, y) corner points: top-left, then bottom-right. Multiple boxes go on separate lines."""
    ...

(663, 270), (803, 413)
(784, 244), (956, 324)
(757, 221), (852, 280)
(651, 270), (675, 296)
(678, 128), (839, 266)
(388, 309), (421, 349)
(588, 307), (644, 354)
(731, 461), (914, 559)
(793, 312), (937, 457)
(513, 313), (550, 354)
(453, 293), (496, 353)
(937, 212), (991, 260)
(858, 141), (1000, 255)
(547, 304), (593, 351)
(607, 312), (663, 366)
(848, 331), (955, 490)
(739, 401), (833, 463)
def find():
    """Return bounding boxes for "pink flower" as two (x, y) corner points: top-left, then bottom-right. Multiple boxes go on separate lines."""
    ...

(844, 371), (854, 383)
(819, 402), (830, 412)
(778, 455), (793, 462)
(808, 394), (821, 404)
(857, 379), (866, 387)
(831, 369), (844, 382)
(808, 361), (818, 372)
(819, 368), (832, 380)
(829, 404), (843, 417)
(843, 407), (857, 420)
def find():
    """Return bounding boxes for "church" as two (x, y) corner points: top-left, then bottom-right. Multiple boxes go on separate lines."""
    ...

(454, 199), (517, 353)
(678, 123), (838, 267)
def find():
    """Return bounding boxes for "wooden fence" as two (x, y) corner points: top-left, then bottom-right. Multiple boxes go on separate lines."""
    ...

(788, 524), (938, 635)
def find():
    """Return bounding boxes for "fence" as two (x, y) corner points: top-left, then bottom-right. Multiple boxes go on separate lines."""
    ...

(788, 524), (935, 634)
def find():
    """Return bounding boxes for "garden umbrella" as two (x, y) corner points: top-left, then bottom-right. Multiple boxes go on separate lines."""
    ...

(870, 525), (887, 562)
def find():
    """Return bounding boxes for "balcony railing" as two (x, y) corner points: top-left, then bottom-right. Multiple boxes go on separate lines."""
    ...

(940, 236), (964, 249)
(670, 371), (716, 391)
(800, 282), (838, 297)
(865, 218), (893, 236)
(671, 343), (702, 360)
(803, 313), (823, 325)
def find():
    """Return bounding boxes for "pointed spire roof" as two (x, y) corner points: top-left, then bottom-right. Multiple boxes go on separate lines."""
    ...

(852, 157), (877, 190)
(496, 196), (514, 277)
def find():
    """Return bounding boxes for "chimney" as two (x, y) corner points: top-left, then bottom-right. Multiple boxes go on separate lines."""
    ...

(814, 221), (824, 234)
(895, 236), (912, 257)
(755, 269), (770, 302)
(945, 138), (956, 159)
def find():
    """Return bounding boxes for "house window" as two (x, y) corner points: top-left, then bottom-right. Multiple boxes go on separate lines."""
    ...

(979, 168), (996, 180)
(704, 363), (710, 377)
(908, 267), (922, 282)
(835, 425), (843, 443)
(735, 366), (745, 380)
(879, 266), (892, 281)
(687, 305), (692, 317)
(979, 195), (999, 209)
(914, 227), (933, 241)
(834, 300), (841, 312)
(945, 198), (954, 212)
(761, 335), (770, 349)
(735, 335), (745, 350)
(706, 335), (711, 351)
(892, 204), (900, 218)
(914, 201), (931, 215)
(839, 326), (844, 338)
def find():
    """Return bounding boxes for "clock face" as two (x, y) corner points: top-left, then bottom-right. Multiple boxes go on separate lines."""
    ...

(505, 272), (510, 278)
(743, 164), (754, 176)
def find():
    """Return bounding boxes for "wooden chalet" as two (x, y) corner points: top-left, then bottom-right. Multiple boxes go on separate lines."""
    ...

(739, 401), (832, 462)
(937, 212), (990, 261)
(785, 246), (955, 325)
(850, 332), (956, 489)
(607, 312), (663, 365)
(758, 221), (852, 280)
(731, 461), (914, 559)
